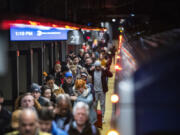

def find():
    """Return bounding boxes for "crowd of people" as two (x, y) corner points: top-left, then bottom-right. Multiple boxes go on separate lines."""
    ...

(0, 44), (116, 135)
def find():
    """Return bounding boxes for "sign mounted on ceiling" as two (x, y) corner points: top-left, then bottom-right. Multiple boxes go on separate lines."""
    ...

(67, 30), (84, 45)
(10, 25), (69, 41)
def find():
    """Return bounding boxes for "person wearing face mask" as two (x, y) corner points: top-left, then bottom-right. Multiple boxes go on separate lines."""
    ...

(89, 60), (113, 123)
(71, 79), (97, 124)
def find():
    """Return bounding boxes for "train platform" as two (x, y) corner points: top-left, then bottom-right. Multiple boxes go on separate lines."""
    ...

(99, 59), (116, 135)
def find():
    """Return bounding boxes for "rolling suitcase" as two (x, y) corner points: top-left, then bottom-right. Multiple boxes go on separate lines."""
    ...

(94, 110), (102, 128)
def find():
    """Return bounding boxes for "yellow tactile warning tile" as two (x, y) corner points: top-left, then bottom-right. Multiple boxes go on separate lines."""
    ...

(99, 61), (116, 135)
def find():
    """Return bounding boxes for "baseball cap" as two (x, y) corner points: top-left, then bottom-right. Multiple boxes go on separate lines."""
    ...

(65, 72), (73, 78)
(81, 72), (88, 78)
(30, 83), (41, 93)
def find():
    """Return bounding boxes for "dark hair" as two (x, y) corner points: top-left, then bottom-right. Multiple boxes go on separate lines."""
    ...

(46, 74), (55, 82)
(72, 55), (79, 60)
(61, 65), (69, 73)
(69, 51), (73, 54)
(38, 107), (54, 121)
(0, 90), (4, 98)
(41, 85), (51, 96)
(85, 57), (92, 61)
(41, 85), (56, 103)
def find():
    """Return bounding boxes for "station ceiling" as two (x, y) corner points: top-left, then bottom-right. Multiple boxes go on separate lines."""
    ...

(0, 0), (179, 32)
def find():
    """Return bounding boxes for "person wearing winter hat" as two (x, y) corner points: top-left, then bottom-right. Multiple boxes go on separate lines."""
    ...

(30, 83), (49, 106)
(93, 60), (101, 71)
(80, 71), (94, 101)
(89, 60), (113, 123)
(50, 61), (63, 87)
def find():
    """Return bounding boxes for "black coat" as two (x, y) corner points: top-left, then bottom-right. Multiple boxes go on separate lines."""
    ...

(0, 107), (11, 134)
(84, 64), (93, 74)
(62, 81), (74, 96)
(50, 71), (63, 87)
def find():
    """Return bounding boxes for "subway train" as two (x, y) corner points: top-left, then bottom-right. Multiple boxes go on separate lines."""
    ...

(109, 29), (180, 135)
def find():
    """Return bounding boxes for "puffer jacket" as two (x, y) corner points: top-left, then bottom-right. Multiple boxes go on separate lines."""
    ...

(73, 86), (97, 124)
(0, 107), (11, 134)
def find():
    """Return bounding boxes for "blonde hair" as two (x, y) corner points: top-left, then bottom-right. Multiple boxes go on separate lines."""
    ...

(15, 93), (41, 111)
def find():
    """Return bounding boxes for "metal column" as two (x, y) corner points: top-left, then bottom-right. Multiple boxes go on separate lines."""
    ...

(11, 50), (20, 108)
(27, 49), (33, 87)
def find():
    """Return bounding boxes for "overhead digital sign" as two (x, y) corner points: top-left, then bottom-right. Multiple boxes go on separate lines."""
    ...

(10, 25), (69, 41)
(67, 30), (84, 45)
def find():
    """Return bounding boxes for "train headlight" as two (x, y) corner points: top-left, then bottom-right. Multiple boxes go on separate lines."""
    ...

(107, 129), (120, 135)
(111, 94), (119, 103)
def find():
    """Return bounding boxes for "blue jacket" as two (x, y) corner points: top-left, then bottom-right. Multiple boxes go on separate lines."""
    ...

(51, 121), (68, 135)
